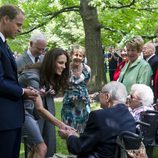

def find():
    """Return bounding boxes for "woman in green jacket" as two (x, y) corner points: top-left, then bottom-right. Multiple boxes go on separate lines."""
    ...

(119, 36), (152, 94)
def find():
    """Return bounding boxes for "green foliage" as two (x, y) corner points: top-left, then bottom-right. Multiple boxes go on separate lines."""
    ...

(1, 0), (158, 51)
(59, 0), (79, 6)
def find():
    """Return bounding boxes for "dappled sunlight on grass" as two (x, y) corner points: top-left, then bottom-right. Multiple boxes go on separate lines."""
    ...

(91, 102), (101, 111)
(20, 143), (24, 158)
(55, 102), (69, 154)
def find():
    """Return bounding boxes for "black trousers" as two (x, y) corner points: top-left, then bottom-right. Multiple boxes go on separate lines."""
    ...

(0, 128), (21, 158)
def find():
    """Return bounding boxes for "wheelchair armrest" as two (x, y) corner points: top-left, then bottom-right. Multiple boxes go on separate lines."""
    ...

(119, 131), (140, 138)
(118, 131), (142, 150)
(144, 110), (158, 115)
(136, 121), (150, 127)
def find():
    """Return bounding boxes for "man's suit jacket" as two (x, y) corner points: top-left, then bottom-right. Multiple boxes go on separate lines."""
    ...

(67, 104), (136, 158)
(154, 68), (158, 101)
(16, 51), (44, 73)
(0, 38), (24, 131)
(147, 55), (158, 76)
(147, 55), (158, 101)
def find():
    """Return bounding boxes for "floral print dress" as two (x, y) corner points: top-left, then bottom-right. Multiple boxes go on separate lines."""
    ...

(61, 63), (91, 133)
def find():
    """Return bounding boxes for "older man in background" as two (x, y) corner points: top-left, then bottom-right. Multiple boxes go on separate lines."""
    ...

(142, 42), (158, 102)
(16, 30), (47, 73)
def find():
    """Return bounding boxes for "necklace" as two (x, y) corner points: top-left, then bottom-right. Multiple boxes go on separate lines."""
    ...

(71, 63), (83, 77)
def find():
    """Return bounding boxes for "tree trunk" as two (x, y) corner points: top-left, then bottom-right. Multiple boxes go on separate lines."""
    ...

(80, 0), (106, 92)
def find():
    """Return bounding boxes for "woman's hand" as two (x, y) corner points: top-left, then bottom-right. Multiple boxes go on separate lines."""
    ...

(39, 88), (55, 96)
(58, 128), (79, 139)
(61, 124), (76, 131)
(46, 89), (55, 95)
(59, 123), (78, 136)
(39, 88), (46, 96)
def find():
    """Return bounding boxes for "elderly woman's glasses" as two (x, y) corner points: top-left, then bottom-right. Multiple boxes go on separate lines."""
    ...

(128, 94), (141, 101)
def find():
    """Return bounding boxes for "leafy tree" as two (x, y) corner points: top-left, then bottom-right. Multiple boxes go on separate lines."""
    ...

(1, 0), (158, 91)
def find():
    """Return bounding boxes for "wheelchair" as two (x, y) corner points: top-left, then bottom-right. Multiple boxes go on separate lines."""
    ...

(115, 121), (149, 158)
(139, 110), (158, 158)
(115, 131), (142, 158)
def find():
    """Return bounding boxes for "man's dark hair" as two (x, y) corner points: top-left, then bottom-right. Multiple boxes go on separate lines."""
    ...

(0, 4), (24, 20)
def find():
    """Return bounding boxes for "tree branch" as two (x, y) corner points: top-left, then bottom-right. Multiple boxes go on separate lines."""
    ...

(142, 35), (156, 40)
(108, 0), (136, 9)
(101, 26), (126, 35)
(134, 7), (158, 12)
(107, 1), (158, 13)
(21, 6), (80, 35)
(44, 6), (79, 16)
(101, 26), (156, 40)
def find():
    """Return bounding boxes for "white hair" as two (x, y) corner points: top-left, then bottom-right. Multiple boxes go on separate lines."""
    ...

(30, 30), (47, 43)
(131, 84), (154, 107)
(143, 42), (155, 54)
(102, 81), (128, 103)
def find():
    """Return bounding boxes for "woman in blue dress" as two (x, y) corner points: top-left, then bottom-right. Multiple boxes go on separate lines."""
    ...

(61, 45), (91, 133)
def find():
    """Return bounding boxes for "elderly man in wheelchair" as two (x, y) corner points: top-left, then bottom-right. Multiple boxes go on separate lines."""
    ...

(59, 81), (137, 158)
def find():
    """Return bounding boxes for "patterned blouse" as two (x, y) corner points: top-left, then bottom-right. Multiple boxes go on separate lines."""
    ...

(61, 63), (91, 133)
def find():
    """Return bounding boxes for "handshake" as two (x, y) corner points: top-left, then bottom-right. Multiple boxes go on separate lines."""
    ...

(58, 126), (79, 139)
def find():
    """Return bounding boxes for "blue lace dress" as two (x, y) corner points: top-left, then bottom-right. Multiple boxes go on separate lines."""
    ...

(61, 63), (91, 133)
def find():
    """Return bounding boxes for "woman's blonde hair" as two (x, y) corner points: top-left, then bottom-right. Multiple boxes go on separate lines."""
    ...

(71, 44), (85, 57)
(126, 36), (144, 52)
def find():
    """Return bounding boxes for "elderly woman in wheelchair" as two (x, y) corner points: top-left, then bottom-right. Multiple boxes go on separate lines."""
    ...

(126, 84), (158, 158)
(127, 84), (154, 121)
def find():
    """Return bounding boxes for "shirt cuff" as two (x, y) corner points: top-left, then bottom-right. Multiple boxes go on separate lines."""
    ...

(22, 88), (24, 95)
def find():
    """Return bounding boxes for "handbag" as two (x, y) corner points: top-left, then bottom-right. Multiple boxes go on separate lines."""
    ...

(116, 133), (148, 158)
(126, 142), (148, 158)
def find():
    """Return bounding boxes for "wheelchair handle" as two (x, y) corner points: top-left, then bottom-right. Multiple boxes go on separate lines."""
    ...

(136, 121), (150, 127)
(119, 131), (141, 138)
(144, 110), (158, 114)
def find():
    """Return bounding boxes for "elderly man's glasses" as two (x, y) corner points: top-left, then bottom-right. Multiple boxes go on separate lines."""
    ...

(99, 91), (108, 95)
(36, 47), (47, 52)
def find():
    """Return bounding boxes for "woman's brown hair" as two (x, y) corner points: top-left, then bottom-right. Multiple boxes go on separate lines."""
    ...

(40, 48), (70, 94)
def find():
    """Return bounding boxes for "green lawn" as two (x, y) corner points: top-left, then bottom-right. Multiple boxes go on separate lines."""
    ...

(20, 101), (158, 158)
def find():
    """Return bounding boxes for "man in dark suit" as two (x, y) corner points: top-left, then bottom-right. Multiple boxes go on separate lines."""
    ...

(16, 30), (46, 73)
(0, 5), (38, 158)
(107, 47), (122, 81)
(59, 81), (136, 158)
(142, 42), (158, 102)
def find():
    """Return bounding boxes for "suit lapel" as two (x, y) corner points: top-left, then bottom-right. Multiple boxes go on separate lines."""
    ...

(0, 38), (17, 71)
(23, 52), (33, 65)
(5, 42), (17, 71)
